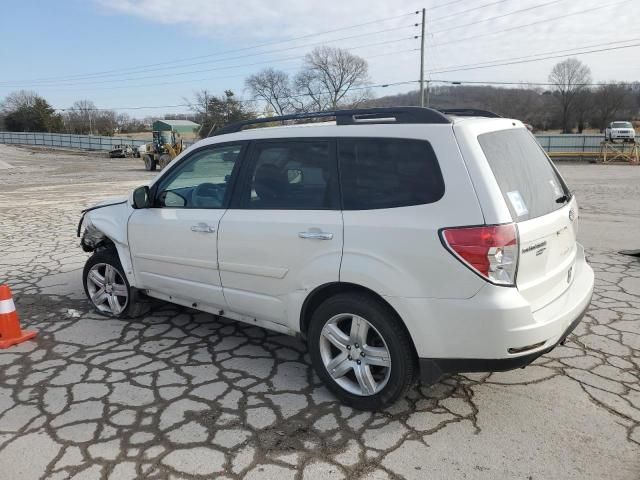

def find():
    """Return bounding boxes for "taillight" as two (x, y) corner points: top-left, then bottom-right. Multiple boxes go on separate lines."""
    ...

(441, 223), (518, 286)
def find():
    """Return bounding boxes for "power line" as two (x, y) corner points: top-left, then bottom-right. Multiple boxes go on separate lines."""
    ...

(37, 47), (420, 94)
(55, 79), (421, 112)
(430, 0), (567, 35)
(429, 37), (640, 73)
(429, 0), (510, 23)
(0, 12), (421, 85)
(429, 41), (640, 74)
(2, 1), (474, 86)
(0, 26), (419, 88)
(429, 0), (633, 48)
(427, 0), (470, 10)
(3, 36), (419, 92)
(429, 79), (636, 86)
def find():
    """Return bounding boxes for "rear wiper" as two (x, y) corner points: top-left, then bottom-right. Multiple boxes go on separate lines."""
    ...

(555, 194), (570, 204)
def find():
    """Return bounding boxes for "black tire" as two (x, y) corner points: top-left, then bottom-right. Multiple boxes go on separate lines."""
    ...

(307, 292), (416, 410)
(158, 153), (172, 170)
(82, 248), (149, 318)
(143, 154), (156, 171)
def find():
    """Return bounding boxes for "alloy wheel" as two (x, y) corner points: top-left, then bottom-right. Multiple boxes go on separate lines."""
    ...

(319, 313), (392, 396)
(85, 263), (128, 315)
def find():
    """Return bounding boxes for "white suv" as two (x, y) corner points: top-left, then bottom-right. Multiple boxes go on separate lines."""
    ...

(605, 121), (636, 143)
(78, 107), (594, 410)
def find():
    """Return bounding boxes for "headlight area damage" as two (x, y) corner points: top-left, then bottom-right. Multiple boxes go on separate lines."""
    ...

(77, 200), (128, 250)
(80, 222), (110, 252)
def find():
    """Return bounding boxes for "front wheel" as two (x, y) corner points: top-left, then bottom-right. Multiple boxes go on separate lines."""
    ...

(158, 153), (172, 169)
(143, 154), (156, 171)
(308, 293), (416, 410)
(83, 249), (148, 318)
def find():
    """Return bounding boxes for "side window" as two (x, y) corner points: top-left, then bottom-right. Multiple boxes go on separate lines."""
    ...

(338, 138), (445, 210)
(156, 144), (242, 209)
(242, 141), (336, 210)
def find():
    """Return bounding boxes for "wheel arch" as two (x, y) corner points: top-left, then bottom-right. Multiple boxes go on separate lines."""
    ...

(81, 227), (136, 287)
(299, 282), (418, 360)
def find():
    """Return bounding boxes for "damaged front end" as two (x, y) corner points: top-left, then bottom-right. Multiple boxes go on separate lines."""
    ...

(76, 199), (128, 252)
(80, 222), (110, 252)
(76, 198), (137, 285)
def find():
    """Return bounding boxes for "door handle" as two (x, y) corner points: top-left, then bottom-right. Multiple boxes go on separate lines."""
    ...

(299, 231), (333, 240)
(191, 222), (215, 233)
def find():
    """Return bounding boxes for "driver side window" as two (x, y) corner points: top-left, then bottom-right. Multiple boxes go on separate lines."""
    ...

(156, 144), (242, 209)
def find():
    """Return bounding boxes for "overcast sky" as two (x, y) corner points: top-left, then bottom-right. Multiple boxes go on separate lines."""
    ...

(1, 0), (639, 117)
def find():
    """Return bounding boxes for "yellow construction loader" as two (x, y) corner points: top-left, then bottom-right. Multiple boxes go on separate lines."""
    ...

(139, 130), (185, 171)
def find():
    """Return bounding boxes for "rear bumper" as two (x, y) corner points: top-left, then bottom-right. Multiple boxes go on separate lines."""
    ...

(418, 301), (588, 384)
(413, 243), (594, 384)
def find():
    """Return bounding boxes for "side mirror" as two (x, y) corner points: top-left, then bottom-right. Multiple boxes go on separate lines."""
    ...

(132, 186), (151, 209)
(287, 168), (303, 184)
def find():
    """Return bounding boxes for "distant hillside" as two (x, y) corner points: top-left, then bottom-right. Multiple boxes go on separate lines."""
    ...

(363, 84), (640, 131)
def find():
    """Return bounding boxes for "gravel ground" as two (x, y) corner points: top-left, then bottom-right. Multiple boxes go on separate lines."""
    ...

(0, 144), (639, 480)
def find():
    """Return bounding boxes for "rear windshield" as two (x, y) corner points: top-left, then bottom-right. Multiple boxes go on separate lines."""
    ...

(611, 122), (633, 128)
(478, 128), (570, 222)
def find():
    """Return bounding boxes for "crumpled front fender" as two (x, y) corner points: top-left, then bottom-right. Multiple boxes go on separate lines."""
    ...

(79, 199), (137, 286)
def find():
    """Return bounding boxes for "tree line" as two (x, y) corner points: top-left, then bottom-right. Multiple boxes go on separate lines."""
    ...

(365, 59), (639, 133)
(1, 51), (638, 137)
(0, 93), (151, 136)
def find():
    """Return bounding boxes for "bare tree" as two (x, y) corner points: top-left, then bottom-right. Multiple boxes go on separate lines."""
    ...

(245, 68), (293, 116)
(294, 46), (369, 111)
(187, 89), (255, 137)
(573, 89), (593, 134)
(64, 100), (117, 135)
(590, 82), (632, 131)
(548, 58), (592, 133)
(65, 100), (97, 135)
(1, 90), (40, 113)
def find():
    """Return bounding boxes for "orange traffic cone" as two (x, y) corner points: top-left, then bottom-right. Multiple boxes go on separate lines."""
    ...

(0, 284), (37, 349)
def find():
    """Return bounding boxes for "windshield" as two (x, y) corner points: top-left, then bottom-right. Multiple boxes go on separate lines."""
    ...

(611, 122), (633, 128)
(478, 128), (570, 222)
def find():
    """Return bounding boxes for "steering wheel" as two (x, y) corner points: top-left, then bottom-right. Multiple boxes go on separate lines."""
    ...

(193, 182), (223, 208)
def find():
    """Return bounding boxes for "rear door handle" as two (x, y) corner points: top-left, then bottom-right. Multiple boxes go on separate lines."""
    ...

(299, 231), (333, 240)
(191, 222), (215, 233)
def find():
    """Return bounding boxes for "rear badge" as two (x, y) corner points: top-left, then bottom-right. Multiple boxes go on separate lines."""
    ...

(569, 208), (576, 222)
(522, 240), (547, 255)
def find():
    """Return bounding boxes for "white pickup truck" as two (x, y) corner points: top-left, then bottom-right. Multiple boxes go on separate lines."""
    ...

(605, 121), (636, 143)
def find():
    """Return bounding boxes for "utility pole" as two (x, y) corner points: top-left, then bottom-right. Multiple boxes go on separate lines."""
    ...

(419, 8), (426, 107)
(425, 81), (430, 107)
(204, 91), (209, 124)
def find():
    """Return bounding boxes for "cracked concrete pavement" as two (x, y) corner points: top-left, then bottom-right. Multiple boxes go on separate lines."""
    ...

(0, 144), (638, 479)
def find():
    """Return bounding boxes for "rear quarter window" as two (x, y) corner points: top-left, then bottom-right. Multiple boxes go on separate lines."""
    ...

(338, 138), (445, 210)
(478, 128), (569, 221)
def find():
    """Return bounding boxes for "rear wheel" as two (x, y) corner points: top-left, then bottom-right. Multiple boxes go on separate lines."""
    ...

(143, 154), (156, 171)
(308, 293), (416, 410)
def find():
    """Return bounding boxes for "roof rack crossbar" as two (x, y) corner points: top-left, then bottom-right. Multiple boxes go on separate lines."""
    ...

(436, 108), (502, 118)
(213, 107), (451, 135)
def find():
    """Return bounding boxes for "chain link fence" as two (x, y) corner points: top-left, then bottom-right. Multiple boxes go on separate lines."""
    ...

(535, 134), (619, 153)
(1, 130), (637, 154)
(0, 132), (150, 151)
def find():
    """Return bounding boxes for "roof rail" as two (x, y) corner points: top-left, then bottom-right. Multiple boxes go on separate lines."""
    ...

(437, 108), (502, 118)
(213, 106), (451, 135)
